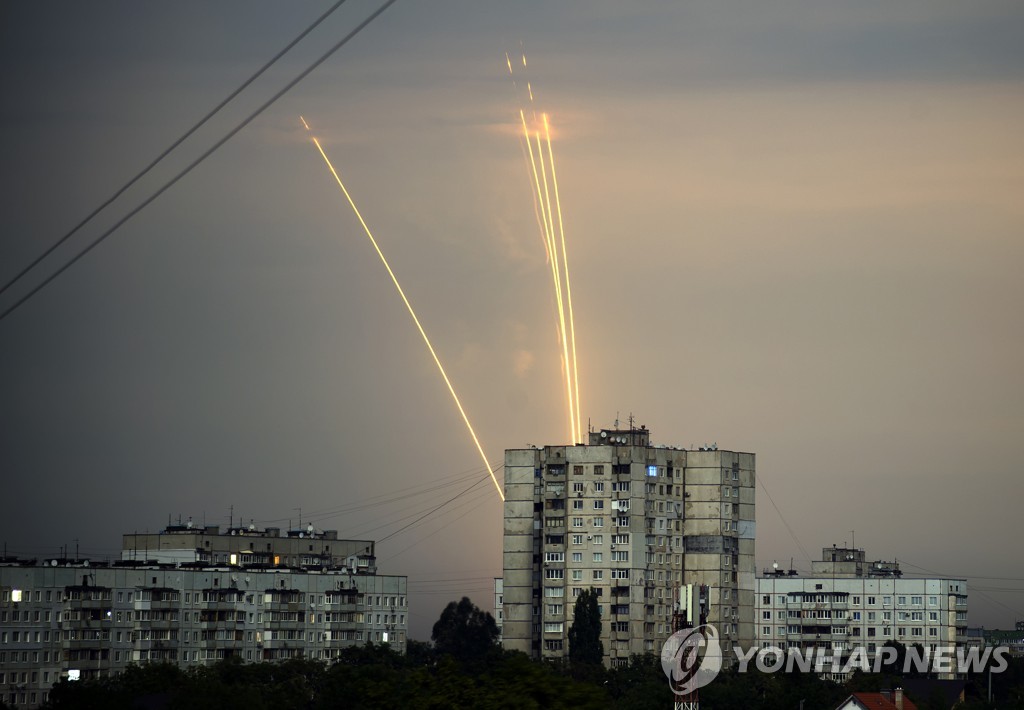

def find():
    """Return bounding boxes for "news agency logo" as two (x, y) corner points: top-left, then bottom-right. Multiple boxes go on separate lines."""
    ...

(661, 624), (1012, 695)
(660, 624), (723, 695)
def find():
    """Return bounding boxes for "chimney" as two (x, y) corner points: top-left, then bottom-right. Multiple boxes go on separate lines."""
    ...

(894, 687), (904, 710)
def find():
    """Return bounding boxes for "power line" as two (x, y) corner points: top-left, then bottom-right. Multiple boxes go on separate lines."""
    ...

(756, 471), (813, 565)
(377, 473), (493, 545)
(0, 0), (400, 324)
(379, 486), (493, 560)
(0, 0), (351, 300)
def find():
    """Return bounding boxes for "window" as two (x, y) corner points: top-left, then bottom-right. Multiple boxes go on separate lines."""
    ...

(572, 517), (584, 527)
(594, 482), (604, 492)
(593, 517), (604, 527)
(593, 535), (604, 545)
(611, 569), (629, 579)
(573, 466), (584, 475)
(572, 553), (582, 562)
(572, 482), (584, 492)
(572, 500), (583, 510)
(867, 596), (876, 605)
(762, 611), (771, 620)
(593, 553), (603, 563)
(611, 551), (628, 562)
(898, 596), (907, 605)
(545, 587), (564, 598)
(852, 596), (861, 605)
(929, 596), (938, 606)
(545, 552), (564, 563)
(571, 535), (583, 545)
(911, 596), (922, 605)
(572, 570), (583, 581)
(543, 622), (564, 633)
(593, 465), (604, 475)
(592, 570), (604, 581)
(545, 569), (564, 580)
(593, 500), (604, 510)
(762, 595), (771, 605)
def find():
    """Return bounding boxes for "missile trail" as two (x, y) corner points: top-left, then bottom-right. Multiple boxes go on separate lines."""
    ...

(512, 56), (583, 444)
(521, 109), (573, 443)
(536, 129), (577, 444)
(544, 113), (582, 443)
(300, 117), (504, 502)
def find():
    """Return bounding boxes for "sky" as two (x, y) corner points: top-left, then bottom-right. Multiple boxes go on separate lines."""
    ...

(1, 1), (1022, 640)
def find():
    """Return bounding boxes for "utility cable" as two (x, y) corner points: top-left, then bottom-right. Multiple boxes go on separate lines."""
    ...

(0, 0), (351, 300)
(0, 0), (399, 324)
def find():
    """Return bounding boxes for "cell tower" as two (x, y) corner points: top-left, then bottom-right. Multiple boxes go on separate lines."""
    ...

(670, 583), (710, 710)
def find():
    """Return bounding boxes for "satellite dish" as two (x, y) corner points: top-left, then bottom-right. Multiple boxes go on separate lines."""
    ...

(51, 559), (58, 567)
(600, 432), (607, 438)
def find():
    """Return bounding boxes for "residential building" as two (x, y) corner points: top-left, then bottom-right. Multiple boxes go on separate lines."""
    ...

(835, 690), (917, 710)
(501, 424), (755, 667)
(493, 577), (503, 640)
(0, 522), (407, 708)
(757, 546), (968, 681)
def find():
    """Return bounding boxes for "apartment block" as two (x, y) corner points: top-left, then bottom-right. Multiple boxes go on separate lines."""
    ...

(0, 522), (407, 707)
(502, 424), (755, 667)
(756, 547), (968, 681)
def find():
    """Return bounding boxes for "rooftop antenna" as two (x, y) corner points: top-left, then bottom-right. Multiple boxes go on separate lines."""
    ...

(230, 505), (233, 529)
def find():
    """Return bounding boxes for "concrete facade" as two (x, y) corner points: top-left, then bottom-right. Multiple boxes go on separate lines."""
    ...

(756, 548), (968, 681)
(502, 425), (755, 667)
(0, 523), (407, 708)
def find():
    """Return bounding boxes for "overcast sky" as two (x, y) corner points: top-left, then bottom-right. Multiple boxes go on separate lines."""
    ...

(1, 1), (1022, 639)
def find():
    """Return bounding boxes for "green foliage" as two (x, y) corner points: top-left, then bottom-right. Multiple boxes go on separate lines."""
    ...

(38, 600), (1024, 710)
(430, 596), (500, 665)
(567, 587), (604, 670)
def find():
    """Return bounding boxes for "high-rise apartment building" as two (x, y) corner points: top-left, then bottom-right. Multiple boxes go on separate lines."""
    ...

(502, 424), (755, 666)
(0, 521), (407, 708)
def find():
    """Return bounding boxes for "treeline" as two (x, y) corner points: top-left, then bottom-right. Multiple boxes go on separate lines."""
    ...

(35, 647), (1023, 710)
(25, 596), (1024, 709)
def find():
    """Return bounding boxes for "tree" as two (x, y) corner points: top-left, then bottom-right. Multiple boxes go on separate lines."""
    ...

(568, 587), (603, 667)
(431, 596), (499, 664)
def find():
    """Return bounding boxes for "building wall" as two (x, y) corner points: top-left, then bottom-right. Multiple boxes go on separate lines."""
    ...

(0, 562), (407, 707)
(755, 575), (968, 681)
(501, 430), (755, 667)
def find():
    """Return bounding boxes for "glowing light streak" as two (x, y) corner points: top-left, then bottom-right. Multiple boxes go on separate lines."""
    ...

(544, 113), (582, 444)
(508, 52), (584, 444)
(521, 107), (572, 443)
(535, 129), (576, 445)
(300, 117), (504, 502)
